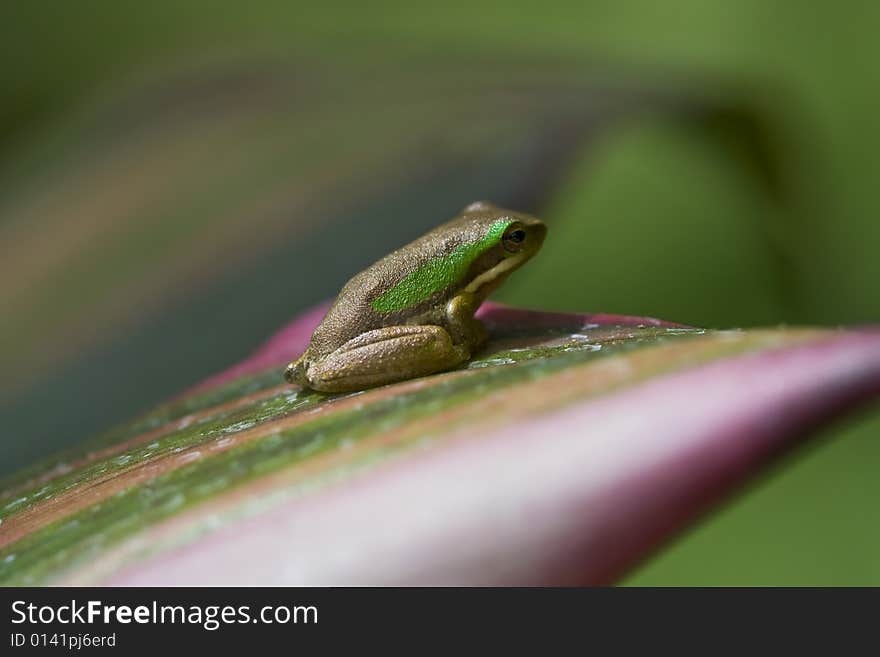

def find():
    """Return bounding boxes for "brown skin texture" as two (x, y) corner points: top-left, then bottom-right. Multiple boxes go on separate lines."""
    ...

(286, 201), (547, 392)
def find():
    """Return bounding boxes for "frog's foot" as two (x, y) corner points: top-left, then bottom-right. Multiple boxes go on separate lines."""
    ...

(445, 292), (489, 349)
(283, 356), (307, 386)
(300, 325), (469, 393)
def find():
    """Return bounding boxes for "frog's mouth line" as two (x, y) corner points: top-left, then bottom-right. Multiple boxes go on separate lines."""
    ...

(465, 251), (532, 297)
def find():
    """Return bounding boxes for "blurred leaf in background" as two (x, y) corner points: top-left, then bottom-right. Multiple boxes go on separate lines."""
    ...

(1, 0), (878, 584)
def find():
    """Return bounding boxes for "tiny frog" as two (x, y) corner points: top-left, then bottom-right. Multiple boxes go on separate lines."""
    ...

(285, 201), (547, 392)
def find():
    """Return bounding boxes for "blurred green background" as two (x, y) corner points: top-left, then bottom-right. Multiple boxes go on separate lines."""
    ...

(2, 1), (878, 584)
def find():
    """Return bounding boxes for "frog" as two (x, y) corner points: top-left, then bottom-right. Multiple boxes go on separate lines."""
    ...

(284, 201), (547, 392)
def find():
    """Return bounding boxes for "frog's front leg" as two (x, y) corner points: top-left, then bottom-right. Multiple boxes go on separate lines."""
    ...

(445, 291), (488, 351)
(287, 325), (470, 393)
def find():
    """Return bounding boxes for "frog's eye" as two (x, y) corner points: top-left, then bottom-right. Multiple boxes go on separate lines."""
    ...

(502, 227), (527, 253)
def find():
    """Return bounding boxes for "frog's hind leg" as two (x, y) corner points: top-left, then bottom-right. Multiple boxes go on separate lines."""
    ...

(302, 325), (470, 393)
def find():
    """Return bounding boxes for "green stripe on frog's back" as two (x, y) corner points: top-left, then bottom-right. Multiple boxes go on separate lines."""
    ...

(371, 219), (511, 314)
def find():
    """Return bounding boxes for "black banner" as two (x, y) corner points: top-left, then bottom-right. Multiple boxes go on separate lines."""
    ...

(1, 588), (875, 652)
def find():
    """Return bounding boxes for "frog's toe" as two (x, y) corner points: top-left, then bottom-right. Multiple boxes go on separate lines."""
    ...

(284, 357), (308, 386)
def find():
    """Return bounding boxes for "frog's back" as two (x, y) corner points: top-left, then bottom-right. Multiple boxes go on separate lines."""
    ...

(305, 235), (449, 358)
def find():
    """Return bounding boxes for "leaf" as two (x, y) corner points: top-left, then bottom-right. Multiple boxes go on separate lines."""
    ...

(0, 53), (787, 477)
(1, 303), (878, 585)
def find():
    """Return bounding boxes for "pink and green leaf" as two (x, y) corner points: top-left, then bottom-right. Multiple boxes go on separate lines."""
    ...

(1, 303), (878, 585)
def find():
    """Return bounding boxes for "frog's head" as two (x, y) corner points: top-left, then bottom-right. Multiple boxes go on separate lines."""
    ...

(458, 201), (547, 300)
